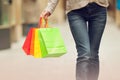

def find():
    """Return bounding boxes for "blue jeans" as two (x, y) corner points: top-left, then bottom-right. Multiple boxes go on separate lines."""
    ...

(67, 3), (107, 80)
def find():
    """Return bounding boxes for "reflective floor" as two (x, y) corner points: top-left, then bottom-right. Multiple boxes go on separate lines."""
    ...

(0, 17), (120, 80)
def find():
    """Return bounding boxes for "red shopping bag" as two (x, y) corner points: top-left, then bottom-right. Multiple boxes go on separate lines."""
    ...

(22, 28), (33, 55)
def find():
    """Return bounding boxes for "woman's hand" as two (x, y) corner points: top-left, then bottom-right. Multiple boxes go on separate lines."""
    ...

(40, 10), (51, 20)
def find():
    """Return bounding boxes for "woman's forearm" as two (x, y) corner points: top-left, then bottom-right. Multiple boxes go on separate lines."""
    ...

(45, 0), (59, 14)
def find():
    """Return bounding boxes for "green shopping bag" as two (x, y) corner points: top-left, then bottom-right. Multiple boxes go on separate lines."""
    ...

(39, 28), (67, 57)
(38, 18), (67, 58)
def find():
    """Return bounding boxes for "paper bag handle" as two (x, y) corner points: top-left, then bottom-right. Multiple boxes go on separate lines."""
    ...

(38, 17), (48, 28)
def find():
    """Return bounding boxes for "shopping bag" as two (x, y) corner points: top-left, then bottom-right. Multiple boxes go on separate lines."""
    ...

(22, 28), (33, 55)
(30, 28), (35, 56)
(33, 29), (42, 58)
(22, 17), (67, 58)
(38, 27), (67, 57)
(35, 17), (67, 57)
(37, 29), (48, 58)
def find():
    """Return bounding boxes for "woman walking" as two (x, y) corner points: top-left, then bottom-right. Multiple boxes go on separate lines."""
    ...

(40, 0), (109, 80)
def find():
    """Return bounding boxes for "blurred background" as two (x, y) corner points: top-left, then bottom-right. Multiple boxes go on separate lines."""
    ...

(0, 0), (120, 80)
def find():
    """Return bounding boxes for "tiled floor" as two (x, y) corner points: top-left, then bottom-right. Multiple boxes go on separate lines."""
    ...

(0, 17), (120, 80)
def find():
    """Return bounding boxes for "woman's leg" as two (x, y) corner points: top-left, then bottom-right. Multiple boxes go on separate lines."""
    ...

(67, 9), (92, 80)
(67, 3), (107, 80)
(88, 4), (107, 80)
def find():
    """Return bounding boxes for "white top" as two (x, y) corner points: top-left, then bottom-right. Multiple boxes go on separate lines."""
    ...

(45, 0), (109, 14)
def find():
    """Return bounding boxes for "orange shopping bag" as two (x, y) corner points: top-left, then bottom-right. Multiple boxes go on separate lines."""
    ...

(30, 28), (35, 56)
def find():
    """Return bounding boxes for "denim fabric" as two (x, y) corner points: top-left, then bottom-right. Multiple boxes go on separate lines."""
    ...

(67, 3), (107, 80)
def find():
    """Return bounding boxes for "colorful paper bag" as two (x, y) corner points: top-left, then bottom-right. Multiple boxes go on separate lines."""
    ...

(30, 28), (35, 56)
(22, 28), (33, 55)
(22, 17), (67, 58)
(38, 27), (67, 57)
(33, 29), (42, 58)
